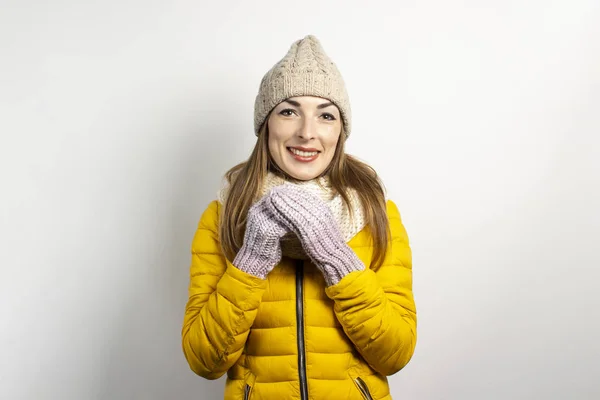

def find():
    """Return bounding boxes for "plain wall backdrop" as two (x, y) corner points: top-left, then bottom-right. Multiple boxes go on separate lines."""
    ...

(1, 0), (599, 399)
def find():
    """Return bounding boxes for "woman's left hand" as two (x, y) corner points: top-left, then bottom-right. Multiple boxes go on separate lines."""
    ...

(266, 184), (364, 286)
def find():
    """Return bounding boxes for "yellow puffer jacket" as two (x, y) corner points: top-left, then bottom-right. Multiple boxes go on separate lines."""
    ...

(182, 199), (417, 400)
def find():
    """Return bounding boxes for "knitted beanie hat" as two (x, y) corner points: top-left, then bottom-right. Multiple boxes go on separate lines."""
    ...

(253, 35), (352, 138)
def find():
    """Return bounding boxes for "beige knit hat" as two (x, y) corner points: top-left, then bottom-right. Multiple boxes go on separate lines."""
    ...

(253, 35), (352, 138)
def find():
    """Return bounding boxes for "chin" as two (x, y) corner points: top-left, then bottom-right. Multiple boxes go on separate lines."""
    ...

(284, 167), (321, 181)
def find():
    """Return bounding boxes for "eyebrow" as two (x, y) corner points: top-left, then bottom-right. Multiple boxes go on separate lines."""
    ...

(284, 99), (334, 109)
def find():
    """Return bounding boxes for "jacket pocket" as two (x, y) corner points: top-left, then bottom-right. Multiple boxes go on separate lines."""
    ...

(354, 377), (374, 400)
(242, 371), (256, 400)
(243, 383), (251, 400)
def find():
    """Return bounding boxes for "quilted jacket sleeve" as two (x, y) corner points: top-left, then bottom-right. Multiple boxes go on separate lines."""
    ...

(325, 199), (417, 376)
(181, 200), (268, 379)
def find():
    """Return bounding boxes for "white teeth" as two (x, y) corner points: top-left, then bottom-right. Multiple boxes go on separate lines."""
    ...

(290, 148), (318, 157)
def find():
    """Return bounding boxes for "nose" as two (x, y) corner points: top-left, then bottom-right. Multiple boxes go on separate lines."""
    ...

(297, 118), (316, 140)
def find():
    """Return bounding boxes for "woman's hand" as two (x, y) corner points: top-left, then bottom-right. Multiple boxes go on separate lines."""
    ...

(232, 195), (290, 279)
(266, 184), (364, 286)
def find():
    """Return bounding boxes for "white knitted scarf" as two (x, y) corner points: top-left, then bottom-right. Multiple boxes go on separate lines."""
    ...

(217, 171), (367, 260)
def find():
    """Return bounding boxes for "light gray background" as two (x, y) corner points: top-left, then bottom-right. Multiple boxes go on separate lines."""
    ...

(1, 0), (599, 399)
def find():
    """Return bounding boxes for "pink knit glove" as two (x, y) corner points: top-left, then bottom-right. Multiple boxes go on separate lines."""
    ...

(266, 184), (365, 286)
(232, 196), (289, 279)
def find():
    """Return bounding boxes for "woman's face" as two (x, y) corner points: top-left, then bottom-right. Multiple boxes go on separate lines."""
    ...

(267, 96), (342, 181)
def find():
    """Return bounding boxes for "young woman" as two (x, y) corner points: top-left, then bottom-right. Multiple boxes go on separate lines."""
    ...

(182, 35), (417, 400)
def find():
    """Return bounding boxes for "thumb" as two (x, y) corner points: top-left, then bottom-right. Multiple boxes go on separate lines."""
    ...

(265, 191), (295, 231)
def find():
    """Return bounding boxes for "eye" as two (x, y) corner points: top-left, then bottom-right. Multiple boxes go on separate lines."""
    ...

(279, 108), (296, 117)
(322, 113), (336, 121)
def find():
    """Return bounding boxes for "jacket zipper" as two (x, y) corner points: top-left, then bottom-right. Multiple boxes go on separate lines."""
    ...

(295, 260), (308, 400)
(355, 377), (374, 400)
(243, 383), (251, 400)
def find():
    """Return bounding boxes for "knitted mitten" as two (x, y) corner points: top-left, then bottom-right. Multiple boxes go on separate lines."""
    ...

(232, 196), (289, 279)
(267, 184), (365, 286)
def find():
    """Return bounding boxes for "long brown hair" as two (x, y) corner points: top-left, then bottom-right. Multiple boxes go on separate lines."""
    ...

(219, 114), (390, 269)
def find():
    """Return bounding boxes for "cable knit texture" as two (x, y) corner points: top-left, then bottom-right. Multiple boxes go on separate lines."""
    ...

(267, 184), (365, 286)
(253, 34), (352, 137)
(232, 196), (289, 279)
(218, 171), (371, 260)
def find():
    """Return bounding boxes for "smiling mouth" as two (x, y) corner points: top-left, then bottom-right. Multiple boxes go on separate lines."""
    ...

(287, 147), (320, 156)
(287, 147), (320, 162)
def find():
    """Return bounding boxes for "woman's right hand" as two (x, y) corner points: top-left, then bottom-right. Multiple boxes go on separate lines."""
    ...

(232, 195), (290, 279)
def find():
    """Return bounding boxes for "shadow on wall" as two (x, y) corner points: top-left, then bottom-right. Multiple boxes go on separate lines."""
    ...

(97, 84), (245, 399)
